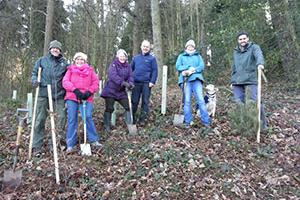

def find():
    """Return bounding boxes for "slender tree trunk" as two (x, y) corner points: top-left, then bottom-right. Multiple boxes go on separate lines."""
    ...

(29, 0), (34, 52)
(189, 1), (194, 39)
(176, 0), (183, 48)
(200, 3), (206, 60)
(151, 0), (163, 85)
(132, 0), (142, 56)
(43, 0), (54, 55)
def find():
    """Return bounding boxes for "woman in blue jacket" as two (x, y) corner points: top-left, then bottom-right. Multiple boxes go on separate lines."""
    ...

(176, 39), (211, 128)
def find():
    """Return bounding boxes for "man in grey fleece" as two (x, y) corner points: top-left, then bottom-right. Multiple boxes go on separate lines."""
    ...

(231, 31), (268, 129)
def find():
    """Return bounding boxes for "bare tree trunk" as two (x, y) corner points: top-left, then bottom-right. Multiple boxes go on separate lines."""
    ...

(43, 0), (54, 55)
(29, 0), (34, 51)
(199, 3), (206, 60)
(151, 0), (163, 85)
(189, 0), (194, 39)
(132, 0), (142, 56)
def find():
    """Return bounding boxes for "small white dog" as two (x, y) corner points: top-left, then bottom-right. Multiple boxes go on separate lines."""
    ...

(204, 84), (218, 117)
(196, 84), (218, 118)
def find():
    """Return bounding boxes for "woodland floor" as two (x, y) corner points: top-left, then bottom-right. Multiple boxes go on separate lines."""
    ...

(0, 83), (299, 199)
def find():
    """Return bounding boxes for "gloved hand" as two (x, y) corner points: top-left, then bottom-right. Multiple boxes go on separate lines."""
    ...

(122, 81), (131, 89)
(74, 89), (84, 100)
(32, 80), (40, 88)
(82, 91), (92, 100)
(129, 83), (135, 90)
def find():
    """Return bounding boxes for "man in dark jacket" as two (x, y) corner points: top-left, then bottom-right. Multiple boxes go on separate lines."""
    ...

(31, 40), (69, 155)
(131, 40), (158, 124)
(231, 31), (267, 128)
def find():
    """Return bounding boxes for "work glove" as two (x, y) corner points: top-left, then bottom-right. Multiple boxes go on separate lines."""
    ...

(32, 80), (40, 88)
(122, 81), (131, 89)
(82, 91), (92, 100)
(74, 89), (84, 100)
(129, 83), (135, 90)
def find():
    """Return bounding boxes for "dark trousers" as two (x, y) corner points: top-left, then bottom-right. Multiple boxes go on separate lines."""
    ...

(233, 84), (268, 128)
(33, 97), (66, 148)
(104, 98), (129, 113)
(131, 82), (151, 115)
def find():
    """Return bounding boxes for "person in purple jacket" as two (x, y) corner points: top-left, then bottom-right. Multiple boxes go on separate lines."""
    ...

(101, 49), (134, 132)
(131, 40), (158, 124)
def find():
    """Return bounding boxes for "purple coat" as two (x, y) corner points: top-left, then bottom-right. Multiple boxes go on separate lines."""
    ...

(101, 58), (134, 100)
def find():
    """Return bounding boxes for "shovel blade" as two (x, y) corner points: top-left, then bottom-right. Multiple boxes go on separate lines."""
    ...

(173, 114), (184, 125)
(80, 144), (92, 156)
(3, 169), (22, 190)
(127, 124), (138, 135)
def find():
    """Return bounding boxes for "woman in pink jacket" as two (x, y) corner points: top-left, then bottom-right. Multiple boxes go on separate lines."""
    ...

(63, 52), (101, 153)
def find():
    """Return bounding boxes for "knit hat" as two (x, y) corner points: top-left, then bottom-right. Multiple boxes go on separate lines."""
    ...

(185, 39), (196, 48)
(73, 52), (88, 61)
(48, 40), (62, 50)
(116, 49), (128, 58)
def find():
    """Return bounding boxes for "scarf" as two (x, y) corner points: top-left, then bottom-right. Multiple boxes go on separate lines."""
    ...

(69, 63), (90, 77)
(185, 49), (196, 55)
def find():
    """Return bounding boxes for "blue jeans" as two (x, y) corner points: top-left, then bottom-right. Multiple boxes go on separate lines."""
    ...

(184, 80), (211, 126)
(233, 84), (267, 128)
(132, 82), (151, 115)
(66, 100), (99, 148)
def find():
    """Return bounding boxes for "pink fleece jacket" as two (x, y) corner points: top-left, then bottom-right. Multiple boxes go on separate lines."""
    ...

(63, 64), (99, 103)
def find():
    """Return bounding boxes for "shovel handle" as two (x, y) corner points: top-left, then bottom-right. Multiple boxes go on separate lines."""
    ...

(126, 90), (134, 123)
(82, 101), (87, 144)
(180, 80), (186, 113)
(13, 119), (24, 171)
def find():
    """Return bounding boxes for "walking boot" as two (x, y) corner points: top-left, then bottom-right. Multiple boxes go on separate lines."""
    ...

(124, 111), (132, 125)
(138, 111), (148, 125)
(103, 112), (111, 132)
(132, 112), (137, 124)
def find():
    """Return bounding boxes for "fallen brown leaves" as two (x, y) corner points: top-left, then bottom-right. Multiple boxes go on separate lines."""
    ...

(0, 83), (299, 199)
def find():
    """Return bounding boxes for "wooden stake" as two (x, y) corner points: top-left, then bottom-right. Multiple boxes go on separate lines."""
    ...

(47, 85), (60, 184)
(28, 67), (42, 159)
(257, 68), (262, 143)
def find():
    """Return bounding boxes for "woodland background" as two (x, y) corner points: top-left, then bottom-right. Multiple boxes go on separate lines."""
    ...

(0, 0), (299, 199)
(0, 0), (300, 100)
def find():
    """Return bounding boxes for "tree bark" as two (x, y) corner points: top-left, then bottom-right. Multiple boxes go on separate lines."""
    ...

(43, 0), (54, 55)
(151, 0), (163, 85)
(132, 0), (142, 56)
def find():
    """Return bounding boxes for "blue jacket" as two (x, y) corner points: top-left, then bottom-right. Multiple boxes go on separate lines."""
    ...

(130, 52), (158, 84)
(231, 42), (264, 85)
(176, 50), (205, 85)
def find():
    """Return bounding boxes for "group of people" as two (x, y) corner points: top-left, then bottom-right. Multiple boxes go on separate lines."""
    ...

(31, 31), (267, 155)
(175, 31), (267, 129)
(31, 39), (157, 154)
